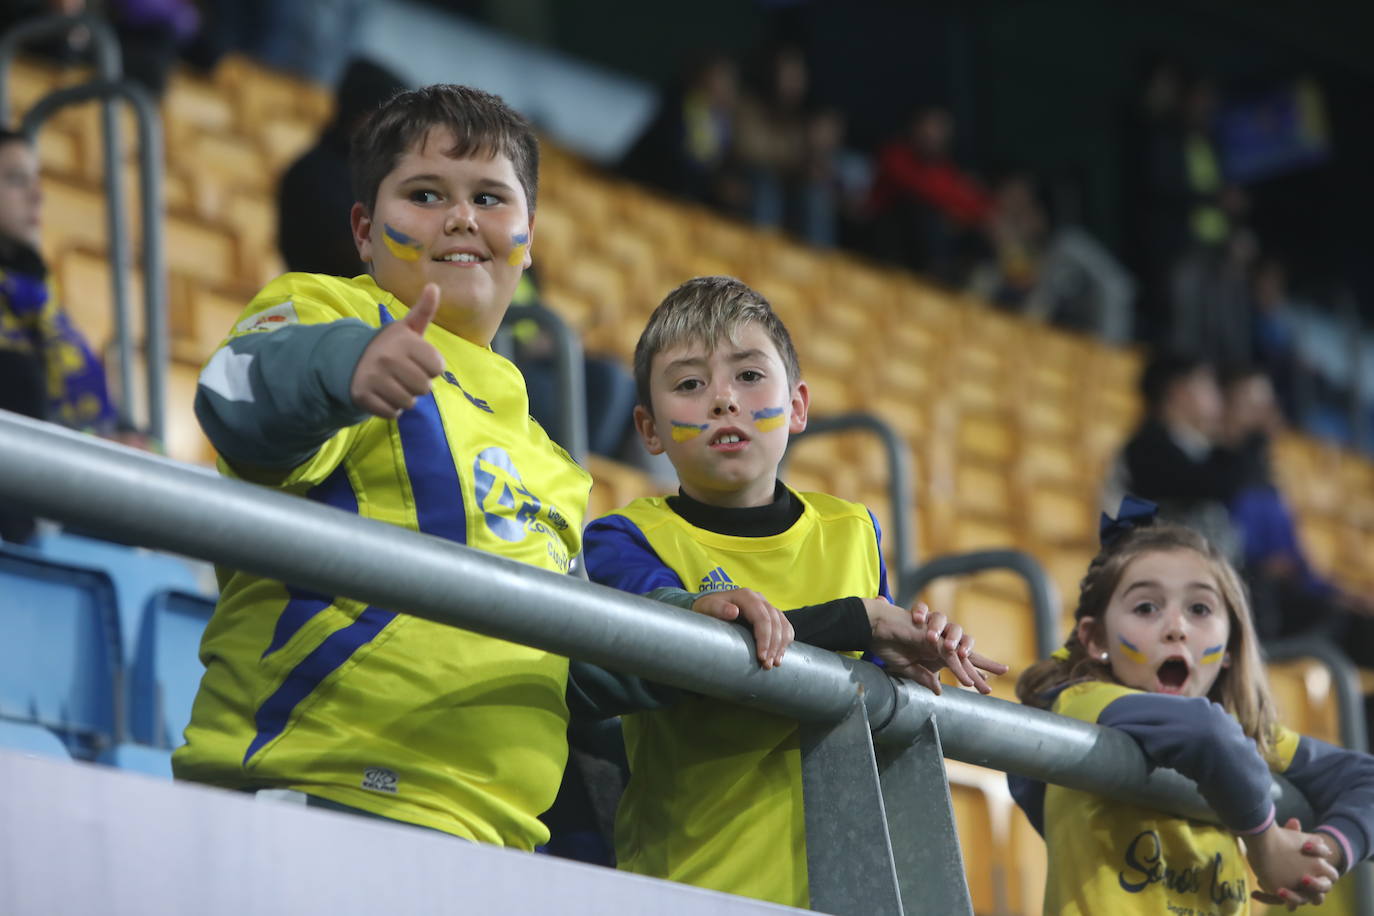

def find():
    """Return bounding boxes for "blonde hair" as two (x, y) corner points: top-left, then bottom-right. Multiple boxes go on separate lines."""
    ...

(633, 276), (801, 413)
(1017, 522), (1279, 757)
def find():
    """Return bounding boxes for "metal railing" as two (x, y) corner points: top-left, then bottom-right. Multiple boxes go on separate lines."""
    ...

(0, 14), (170, 439)
(492, 302), (589, 466)
(0, 409), (1350, 915)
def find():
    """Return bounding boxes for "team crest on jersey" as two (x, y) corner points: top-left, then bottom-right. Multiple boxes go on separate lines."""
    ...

(472, 446), (571, 571)
(698, 566), (737, 592)
(361, 766), (399, 793)
(235, 301), (299, 334)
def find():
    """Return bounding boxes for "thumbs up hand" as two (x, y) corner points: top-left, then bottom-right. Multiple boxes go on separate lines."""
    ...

(349, 283), (446, 418)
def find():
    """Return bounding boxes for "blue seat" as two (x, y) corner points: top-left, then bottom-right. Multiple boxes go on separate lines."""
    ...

(0, 720), (74, 760)
(0, 547), (121, 759)
(128, 589), (216, 748)
(100, 742), (173, 778)
(32, 531), (205, 664)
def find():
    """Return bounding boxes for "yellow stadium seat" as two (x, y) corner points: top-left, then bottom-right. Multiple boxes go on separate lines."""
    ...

(41, 174), (109, 252)
(257, 116), (318, 173)
(163, 71), (237, 136)
(162, 213), (241, 290)
(1267, 659), (1342, 747)
(1023, 486), (1095, 549)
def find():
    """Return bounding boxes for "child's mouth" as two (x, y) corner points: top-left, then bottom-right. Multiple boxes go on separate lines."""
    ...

(709, 430), (749, 451)
(1156, 658), (1190, 693)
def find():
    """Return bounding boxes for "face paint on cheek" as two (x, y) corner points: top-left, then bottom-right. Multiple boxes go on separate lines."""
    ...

(670, 421), (709, 442)
(1117, 635), (1149, 665)
(382, 223), (424, 261)
(507, 231), (530, 266)
(752, 406), (786, 432)
(1199, 644), (1224, 665)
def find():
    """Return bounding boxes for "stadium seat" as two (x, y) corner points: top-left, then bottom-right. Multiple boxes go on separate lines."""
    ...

(1266, 658), (1342, 747)
(0, 547), (120, 759)
(31, 531), (206, 665)
(100, 742), (174, 778)
(128, 590), (216, 748)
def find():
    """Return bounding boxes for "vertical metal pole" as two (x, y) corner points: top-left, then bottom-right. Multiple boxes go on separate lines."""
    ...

(0, 14), (135, 428)
(800, 691), (904, 915)
(543, 305), (588, 466)
(20, 80), (165, 441)
(876, 717), (974, 916)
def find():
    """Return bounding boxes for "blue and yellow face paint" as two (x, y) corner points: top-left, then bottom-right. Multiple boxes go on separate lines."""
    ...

(671, 421), (709, 442)
(382, 224), (424, 262)
(752, 406), (786, 433)
(507, 231), (530, 266)
(1116, 636), (1148, 665)
(1199, 644), (1224, 665)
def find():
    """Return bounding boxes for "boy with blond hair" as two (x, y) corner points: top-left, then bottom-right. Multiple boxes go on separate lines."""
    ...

(175, 85), (591, 847)
(582, 275), (1006, 906)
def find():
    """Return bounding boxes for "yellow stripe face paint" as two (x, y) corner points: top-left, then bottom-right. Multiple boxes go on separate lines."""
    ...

(382, 224), (423, 261)
(671, 421), (708, 442)
(1117, 636), (1148, 665)
(752, 406), (786, 432)
(507, 231), (530, 266)
(1199, 644), (1224, 665)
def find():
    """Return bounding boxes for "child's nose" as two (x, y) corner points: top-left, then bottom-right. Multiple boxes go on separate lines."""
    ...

(445, 202), (478, 233)
(711, 388), (739, 415)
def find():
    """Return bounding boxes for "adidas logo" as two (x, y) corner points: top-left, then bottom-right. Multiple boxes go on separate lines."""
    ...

(698, 566), (736, 593)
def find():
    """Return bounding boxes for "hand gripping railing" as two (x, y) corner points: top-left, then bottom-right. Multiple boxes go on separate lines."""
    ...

(0, 410), (1334, 915)
(0, 14), (165, 438)
(1264, 635), (1374, 909)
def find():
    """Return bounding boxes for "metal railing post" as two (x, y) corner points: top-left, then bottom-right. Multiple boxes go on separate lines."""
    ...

(496, 304), (588, 465)
(21, 79), (166, 441)
(800, 690), (907, 914)
(786, 412), (916, 576)
(899, 549), (1061, 660)
(0, 14), (138, 431)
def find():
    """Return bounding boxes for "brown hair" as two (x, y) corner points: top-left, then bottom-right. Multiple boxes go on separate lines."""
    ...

(1016, 522), (1279, 757)
(633, 276), (802, 412)
(349, 84), (539, 216)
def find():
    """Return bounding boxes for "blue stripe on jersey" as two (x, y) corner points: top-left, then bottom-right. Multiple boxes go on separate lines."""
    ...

(379, 304), (468, 543)
(243, 605), (397, 764)
(262, 466), (359, 658)
(868, 509), (893, 602)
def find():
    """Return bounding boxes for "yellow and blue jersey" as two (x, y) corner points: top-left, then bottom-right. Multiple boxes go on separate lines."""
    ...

(174, 272), (591, 848)
(584, 489), (888, 908)
(1032, 679), (1374, 916)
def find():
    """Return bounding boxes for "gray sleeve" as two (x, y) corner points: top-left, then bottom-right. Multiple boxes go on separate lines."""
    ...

(1099, 693), (1275, 834)
(194, 320), (378, 469)
(1283, 736), (1374, 872)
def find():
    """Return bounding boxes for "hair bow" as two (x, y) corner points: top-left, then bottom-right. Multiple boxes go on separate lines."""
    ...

(1099, 495), (1158, 547)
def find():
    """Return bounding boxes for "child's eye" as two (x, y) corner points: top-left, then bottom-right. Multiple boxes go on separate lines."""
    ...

(1189, 602), (1213, 616)
(475, 192), (503, 206)
(1132, 601), (1157, 615)
(738, 369), (763, 382)
(410, 189), (441, 204)
(675, 379), (703, 392)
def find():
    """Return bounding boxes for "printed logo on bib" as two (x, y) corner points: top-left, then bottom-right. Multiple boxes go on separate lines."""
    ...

(1118, 829), (1247, 912)
(472, 446), (571, 571)
(235, 301), (299, 334)
(361, 766), (399, 793)
(698, 566), (737, 592)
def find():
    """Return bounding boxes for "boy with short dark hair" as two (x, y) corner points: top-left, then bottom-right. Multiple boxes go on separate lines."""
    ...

(174, 85), (591, 848)
(582, 275), (1006, 906)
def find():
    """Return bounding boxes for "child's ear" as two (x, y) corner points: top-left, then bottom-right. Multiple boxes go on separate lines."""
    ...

(633, 405), (664, 455)
(522, 214), (535, 270)
(350, 203), (374, 263)
(1076, 616), (1105, 659)
(788, 379), (810, 434)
